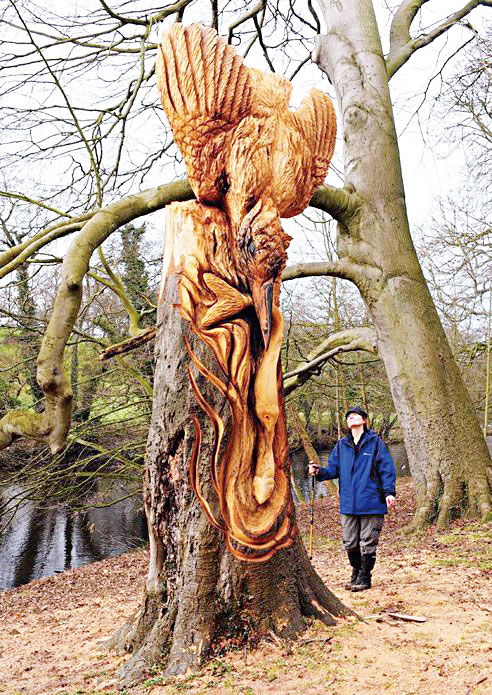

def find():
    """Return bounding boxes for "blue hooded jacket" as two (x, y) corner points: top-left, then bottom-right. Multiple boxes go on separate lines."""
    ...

(317, 429), (396, 515)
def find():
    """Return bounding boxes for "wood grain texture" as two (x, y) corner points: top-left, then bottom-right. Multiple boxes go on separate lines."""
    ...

(156, 22), (336, 237)
(162, 202), (295, 562)
(156, 24), (336, 561)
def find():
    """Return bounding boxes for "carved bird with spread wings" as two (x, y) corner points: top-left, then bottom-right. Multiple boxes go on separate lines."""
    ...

(156, 24), (336, 346)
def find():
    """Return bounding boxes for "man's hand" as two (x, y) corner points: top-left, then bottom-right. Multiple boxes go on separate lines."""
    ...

(386, 495), (396, 509)
(308, 461), (320, 476)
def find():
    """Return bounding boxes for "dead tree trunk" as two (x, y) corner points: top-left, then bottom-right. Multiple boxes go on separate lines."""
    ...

(109, 212), (351, 684)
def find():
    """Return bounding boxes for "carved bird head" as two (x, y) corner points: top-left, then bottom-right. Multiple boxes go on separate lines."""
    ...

(235, 199), (291, 348)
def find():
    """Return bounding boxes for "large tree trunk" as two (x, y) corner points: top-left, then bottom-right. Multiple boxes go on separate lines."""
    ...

(315, 0), (492, 527)
(108, 207), (351, 686)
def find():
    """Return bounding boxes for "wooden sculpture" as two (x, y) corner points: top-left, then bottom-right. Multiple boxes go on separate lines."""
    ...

(156, 24), (336, 561)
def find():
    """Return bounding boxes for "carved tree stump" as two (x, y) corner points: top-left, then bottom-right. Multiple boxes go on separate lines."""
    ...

(107, 23), (347, 684)
(109, 204), (352, 684)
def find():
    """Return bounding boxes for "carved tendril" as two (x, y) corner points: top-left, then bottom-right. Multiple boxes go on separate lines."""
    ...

(176, 243), (296, 562)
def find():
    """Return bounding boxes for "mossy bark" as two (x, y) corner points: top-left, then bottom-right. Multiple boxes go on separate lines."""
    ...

(0, 181), (194, 454)
(315, 0), (492, 527)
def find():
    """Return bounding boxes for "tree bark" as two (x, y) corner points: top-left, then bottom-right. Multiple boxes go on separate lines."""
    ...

(108, 205), (352, 685)
(315, 0), (492, 527)
(16, 264), (44, 409)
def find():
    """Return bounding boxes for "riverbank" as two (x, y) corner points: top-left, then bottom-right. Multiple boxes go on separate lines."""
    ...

(1, 478), (491, 695)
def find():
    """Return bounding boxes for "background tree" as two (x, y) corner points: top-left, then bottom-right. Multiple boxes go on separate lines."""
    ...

(418, 29), (492, 433)
(281, 214), (394, 440)
(418, 196), (491, 426)
(0, 221), (158, 514)
(309, 0), (492, 529)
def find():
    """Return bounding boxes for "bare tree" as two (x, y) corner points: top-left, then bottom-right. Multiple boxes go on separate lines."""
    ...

(306, 0), (492, 530)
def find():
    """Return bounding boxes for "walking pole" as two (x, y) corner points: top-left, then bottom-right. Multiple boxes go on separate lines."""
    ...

(309, 463), (315, 560)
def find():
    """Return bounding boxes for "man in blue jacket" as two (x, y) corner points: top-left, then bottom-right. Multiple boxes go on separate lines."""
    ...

(308, 406), (396, 591)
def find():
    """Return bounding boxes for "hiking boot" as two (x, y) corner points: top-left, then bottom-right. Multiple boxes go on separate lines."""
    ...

(345, 550), (362, 590)
(351, 553), (376, 591)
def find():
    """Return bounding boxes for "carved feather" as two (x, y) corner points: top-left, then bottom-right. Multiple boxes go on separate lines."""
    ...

(156, 23), (252, 204)
(294, 89), (336, 185)
(156, 24), (336, 219)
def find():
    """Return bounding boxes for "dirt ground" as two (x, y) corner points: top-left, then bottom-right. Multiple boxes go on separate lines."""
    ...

(1, 479), (491, 695)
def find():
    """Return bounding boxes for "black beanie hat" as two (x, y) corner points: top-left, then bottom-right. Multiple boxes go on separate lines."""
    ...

(345, 406), (368, 420)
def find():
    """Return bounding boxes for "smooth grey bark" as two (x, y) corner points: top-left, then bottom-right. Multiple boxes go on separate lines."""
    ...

(314, 0), (492, 527)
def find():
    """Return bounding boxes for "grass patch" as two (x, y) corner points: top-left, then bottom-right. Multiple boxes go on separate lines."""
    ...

(209, 658), (235, 676)
(314, 536), (340, 550)
(351, 598), (370, 607)
(430, 555), (492, 570)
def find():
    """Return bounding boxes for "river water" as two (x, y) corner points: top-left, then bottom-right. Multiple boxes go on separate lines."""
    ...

(1, 438), (489, 591)
(0, 480), (147, 591)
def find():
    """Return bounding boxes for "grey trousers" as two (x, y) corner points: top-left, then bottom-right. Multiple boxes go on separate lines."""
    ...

(340, 514), (384, 555)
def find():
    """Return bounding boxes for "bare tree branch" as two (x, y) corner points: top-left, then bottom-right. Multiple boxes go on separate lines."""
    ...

(0, 181), (355, 282)
(10, 1), (104, 206)
(282, 259), (356, 282)
(98, 0), (147, 26)
(0, 191), (70, 219)
(284, 327), (378, 395)
(99, 326), (157, 361)
(307, 0), (321, 33)
(0, 215), (93, 278)
(386, 0), (492, 79)
(98, 0), (193, 27)
(253, 10), (275, 71)
(389, 0), (429, 55)
(0, 179), (193, 453)
(227, 1), (265, 44)
(309, 185), (361, 223)
(210, 0), (219, 30)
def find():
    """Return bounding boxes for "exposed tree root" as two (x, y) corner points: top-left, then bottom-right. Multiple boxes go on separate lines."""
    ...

(107, 534), (354, 687)
(402, 470), (492, 533)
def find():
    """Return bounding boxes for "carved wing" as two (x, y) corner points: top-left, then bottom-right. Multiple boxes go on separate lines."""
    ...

(285, 88), (337, 214)
(156, 24), (252, 204)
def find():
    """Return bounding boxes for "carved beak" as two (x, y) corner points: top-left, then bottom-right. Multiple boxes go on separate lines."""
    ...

(251, 279), (274, 349)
